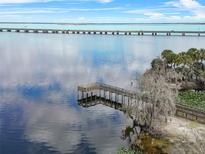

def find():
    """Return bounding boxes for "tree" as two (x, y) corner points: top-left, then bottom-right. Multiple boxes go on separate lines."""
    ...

(187, 48), (198, 62)
(123, 67), (179, 139)
(161, 50), (174, 67)
(151, 58), (164, 71)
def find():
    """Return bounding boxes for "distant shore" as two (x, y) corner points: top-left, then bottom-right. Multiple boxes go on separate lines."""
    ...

(0, 22), (205, 25)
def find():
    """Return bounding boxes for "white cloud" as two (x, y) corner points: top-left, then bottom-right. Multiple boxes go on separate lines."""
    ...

(179, 0), (201, 9)
(0, 0), (51, 3)
(165, 0), (205, 20)
(125, 0), (205, 22)
(97, 0), (113, 3)
(0, 0), (113, 4)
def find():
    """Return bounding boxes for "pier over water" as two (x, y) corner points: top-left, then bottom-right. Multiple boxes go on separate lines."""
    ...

(78, 83), (205, 124)
(0, 28), (205, 36)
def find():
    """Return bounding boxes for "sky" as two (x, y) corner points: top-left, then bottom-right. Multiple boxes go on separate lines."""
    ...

(0, 0), (205, 23)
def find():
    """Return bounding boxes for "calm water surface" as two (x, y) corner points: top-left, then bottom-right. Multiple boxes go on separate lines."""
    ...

(0, 33), (205, 154)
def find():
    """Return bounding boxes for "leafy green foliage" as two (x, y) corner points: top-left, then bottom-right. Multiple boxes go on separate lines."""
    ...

(177, 91), (205, 111)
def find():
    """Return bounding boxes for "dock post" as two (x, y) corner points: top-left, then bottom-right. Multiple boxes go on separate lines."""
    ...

(86, 93), (88, 102)
(121, 95), (123, 104)
(77, 91), (79, 100)
(82, 91), (84, 99)
(91, 92), (93, 100)
(99, 89), (101, 98)
(198, 33), (200, 36)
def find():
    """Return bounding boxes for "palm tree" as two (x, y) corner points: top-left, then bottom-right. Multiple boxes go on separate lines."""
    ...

(151, 58), (164, 71)
(187, 48), (198, 62)
(161, 50), (174, 67)
(199, 48), (205, 63)
(175, 53), (183, 67)
(199, 49), (205, 71)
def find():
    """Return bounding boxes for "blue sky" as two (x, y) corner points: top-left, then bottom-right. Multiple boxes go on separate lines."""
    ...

(0, 0), (205, 23)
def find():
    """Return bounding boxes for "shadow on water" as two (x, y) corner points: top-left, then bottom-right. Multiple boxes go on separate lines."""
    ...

(78, 96), (123, 111)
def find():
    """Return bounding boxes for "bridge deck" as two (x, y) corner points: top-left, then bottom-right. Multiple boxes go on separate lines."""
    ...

(0, 28), (205, 36)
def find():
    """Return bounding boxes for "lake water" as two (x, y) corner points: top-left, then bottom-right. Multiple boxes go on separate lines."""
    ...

(1, 23), (205, 31)
(0, 32), (205, 154)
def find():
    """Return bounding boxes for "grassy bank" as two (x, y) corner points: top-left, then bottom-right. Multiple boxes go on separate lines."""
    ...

(177, 91), (205, 112)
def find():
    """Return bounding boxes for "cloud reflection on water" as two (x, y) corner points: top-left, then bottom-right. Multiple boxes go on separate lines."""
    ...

(1, 33), (205, 154)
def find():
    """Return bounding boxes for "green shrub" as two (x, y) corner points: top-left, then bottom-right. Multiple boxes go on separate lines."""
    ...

(177, 91), (205, 111)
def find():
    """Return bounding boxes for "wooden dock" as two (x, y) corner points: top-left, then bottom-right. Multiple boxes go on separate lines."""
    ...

(77, 82), (205, 124)
(0, 28), (205, 36)
(77, 82), (139, 104)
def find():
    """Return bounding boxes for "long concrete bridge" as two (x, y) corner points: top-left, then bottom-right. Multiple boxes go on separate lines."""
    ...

(0, 28), (205, 36)
(77, 82), (205, 124)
